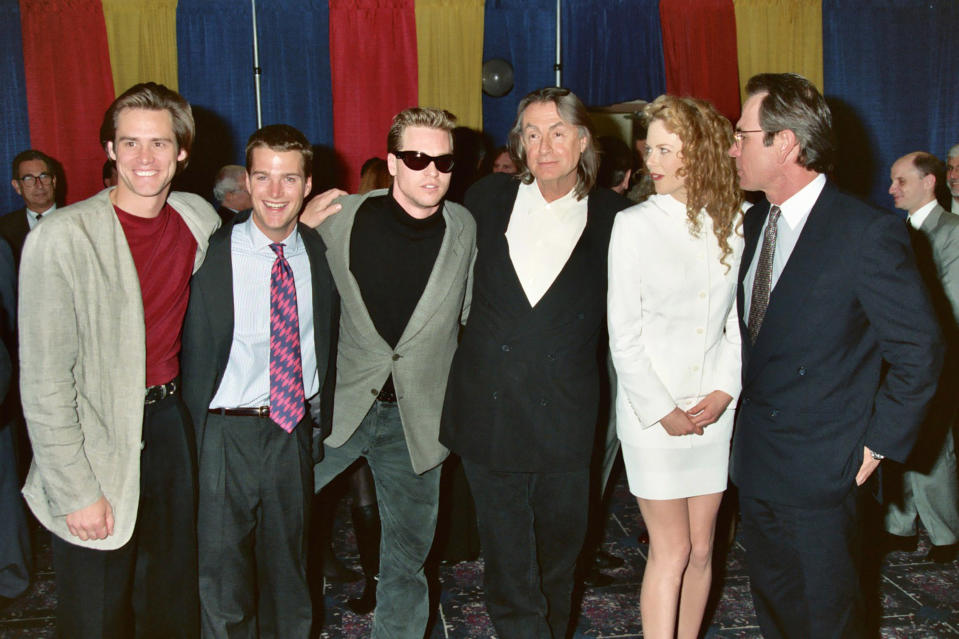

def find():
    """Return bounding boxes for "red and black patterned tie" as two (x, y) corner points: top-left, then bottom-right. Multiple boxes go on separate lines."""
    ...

(269, 243), (305, 432)
(747, 205), (781, 344)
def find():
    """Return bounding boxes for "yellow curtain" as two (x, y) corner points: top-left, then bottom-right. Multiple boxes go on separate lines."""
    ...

(415, 0), (485, 131)
(101, 0), (179, 96)
(734, 0), (823, 102)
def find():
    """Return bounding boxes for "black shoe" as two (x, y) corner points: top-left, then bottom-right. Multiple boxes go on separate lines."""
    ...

(347, 576), (377, 614)
(322, 549), (361, 583)
(881, 532), (918, 554)
(925, 543), (959, 563)
(594, 549), (625, 570)
(583, 567), (617, 587)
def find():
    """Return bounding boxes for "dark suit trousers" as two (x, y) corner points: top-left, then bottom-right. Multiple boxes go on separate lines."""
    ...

(197, 412), (313, 639)
(52, 393), (199, 639)
(463, 459), (589, 639)
(739, 489), (865, 639)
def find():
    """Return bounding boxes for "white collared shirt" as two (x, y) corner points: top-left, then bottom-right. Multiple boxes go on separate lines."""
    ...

(742, 173), (827, 320)
(209, 219), (318, 409)
(951, 198), (958, 214)
(506, 180), (588, 306)
(909, 199), (937, 230)
(26, 205), (55, 230)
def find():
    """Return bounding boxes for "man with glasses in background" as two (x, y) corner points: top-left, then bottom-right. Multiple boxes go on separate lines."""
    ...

(310, 106), (475, 638)
(4, 150), (58, 265)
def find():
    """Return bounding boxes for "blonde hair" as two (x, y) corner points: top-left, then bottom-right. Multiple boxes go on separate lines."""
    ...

(645, 95), (743, 271)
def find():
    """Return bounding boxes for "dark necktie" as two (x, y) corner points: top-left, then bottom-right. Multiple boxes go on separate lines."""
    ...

(747, 205), (781, 344)
(269, 243), (305, 433)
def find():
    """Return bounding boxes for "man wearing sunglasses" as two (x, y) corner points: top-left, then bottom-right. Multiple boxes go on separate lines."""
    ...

(3, 149), (58, 265)
(311, 107), (475, 638)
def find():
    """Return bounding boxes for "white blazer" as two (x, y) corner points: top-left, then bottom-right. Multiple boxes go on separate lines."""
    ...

(608, 194), (745, 449)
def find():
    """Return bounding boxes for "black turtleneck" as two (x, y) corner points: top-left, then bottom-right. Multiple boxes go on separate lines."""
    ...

(350, 190), (446, 349)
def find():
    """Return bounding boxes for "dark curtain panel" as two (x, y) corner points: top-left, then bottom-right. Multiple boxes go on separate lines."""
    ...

(255, 0), (333, 150)
(481, 0), (557, 146)
(561, 0), (666, 107)
(0, 1), (30, 214)
(823, 0), (959, 208)
(176, 0), (257, 198)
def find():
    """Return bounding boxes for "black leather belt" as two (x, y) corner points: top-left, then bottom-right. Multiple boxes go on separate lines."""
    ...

(145, 379), (177, 405)
(377, 387), (397, 403)
(209, 406), (271, 418)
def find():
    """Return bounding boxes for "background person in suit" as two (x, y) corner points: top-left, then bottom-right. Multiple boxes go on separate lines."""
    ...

(728, 73), (942, 639)
(884, 151), (959, 563)
(182, 124), (338, 638)
(609, 95), (744, 639)
(212, 164), (253, 223)
(440, 87), (630, 639)
(312, 107), (475, 639)
(19, 82), (220, 638)
(3, 149), (58, 265)
(947, 144), (959, 213)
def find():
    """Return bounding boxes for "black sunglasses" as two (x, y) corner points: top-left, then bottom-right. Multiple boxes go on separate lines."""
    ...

(394, 151), (455, 173)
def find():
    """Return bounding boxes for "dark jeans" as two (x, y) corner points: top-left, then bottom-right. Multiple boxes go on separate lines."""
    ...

(197, 413), (313, 639)
(463, 459), (590, 639)
(739, 488), (865, 639)
(52, 393), (199, 639)
(313, 401), (441, 639)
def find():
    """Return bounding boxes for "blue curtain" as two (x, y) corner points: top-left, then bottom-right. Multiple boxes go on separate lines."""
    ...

(255, 0), (333, 150)
(561, 0), (665, 107)
(0, 0), (31, 214)
(482, 0), (557, 145)
(823, 0), (959, 209)
(176, 0), (257, 197)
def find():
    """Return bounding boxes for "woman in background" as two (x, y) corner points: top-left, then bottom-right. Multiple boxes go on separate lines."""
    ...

(608, 95), (744, 639)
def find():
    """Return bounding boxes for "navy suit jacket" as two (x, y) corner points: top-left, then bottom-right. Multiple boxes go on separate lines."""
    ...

(0, 209), (29, 266)
(730, 181), (943, 507)
(181, 211), (339, 458)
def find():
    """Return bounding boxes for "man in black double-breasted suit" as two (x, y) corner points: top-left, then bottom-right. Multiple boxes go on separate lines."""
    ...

(441, 87), (629, 639)
(728, 73), (942, 639)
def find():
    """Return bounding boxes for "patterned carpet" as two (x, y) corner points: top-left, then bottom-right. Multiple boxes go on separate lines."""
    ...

(2, 472), (958, 638)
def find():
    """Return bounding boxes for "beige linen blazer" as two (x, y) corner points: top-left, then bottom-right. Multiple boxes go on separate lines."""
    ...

(19, 189), (219, 549)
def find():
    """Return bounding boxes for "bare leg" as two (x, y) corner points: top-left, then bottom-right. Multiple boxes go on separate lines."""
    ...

(677, 492), (723, 639)
(637, 497), (691, 639)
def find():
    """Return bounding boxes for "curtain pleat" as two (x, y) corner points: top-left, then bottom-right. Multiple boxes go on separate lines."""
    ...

(329, 0), (419, 192)
(561, 0), (666, 106)
(733, 0), (822, 103)
(255, 0), (335, 189)
(415, 0), (484, 131)
(481, 0), (556, 145)
(20, 0), (116, 204)
(102, 0), (179, 96)
(823, 0), (959, 207)
(1, 0), (31, 214)
(659, 0), (741, 123)
(175, 0), (256, 197)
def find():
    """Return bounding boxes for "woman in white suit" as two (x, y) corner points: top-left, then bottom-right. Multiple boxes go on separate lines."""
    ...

(608, 95), (744, 639)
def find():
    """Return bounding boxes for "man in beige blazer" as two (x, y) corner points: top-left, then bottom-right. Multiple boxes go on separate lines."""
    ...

(885, 151), (959, 562)
(312, 107), (475, 638)
(19, 83), (220, 638)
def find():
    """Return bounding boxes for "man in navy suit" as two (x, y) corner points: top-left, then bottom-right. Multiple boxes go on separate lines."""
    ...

(728, 73), (942, 638)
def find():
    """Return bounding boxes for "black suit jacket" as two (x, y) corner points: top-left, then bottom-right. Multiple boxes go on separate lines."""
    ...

(0, 209), (30, 266)
(181, 211), (339, 457)
(440, 173), (630, 472)
(730, 182), (943, 507)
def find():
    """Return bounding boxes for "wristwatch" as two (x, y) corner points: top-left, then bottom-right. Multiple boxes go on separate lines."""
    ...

(870, 450), (885, 461)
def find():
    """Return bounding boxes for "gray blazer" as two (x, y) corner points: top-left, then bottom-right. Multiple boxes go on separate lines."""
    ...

(19, 189), (220, 549)
(918, 203), (959, 322)
(317, 189), (475, 474)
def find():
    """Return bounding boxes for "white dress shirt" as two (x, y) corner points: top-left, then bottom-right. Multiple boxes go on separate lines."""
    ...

(909, 199), (938, 230)
(505, 181), (588, 306)
(210, 219), (318, 408)
(742, 173), (826, 320)
(27, 205), (55, 230)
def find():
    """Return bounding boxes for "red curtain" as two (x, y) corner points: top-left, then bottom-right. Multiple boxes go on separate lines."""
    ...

(329, 0), (419, 192)
(20, 0), (115, 205)
(659, 0), (741, 124)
